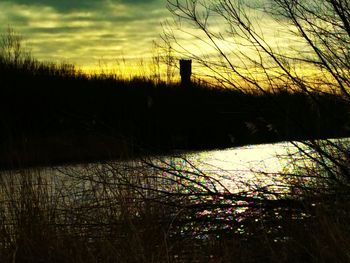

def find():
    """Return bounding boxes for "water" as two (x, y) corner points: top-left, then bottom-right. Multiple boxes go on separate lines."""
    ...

(0, 137), (347, 247)
(126, 138), (348, 239)
(0, 138), (348, 262)
(143, 140), (314, 196)
(2, 139), (333, 199)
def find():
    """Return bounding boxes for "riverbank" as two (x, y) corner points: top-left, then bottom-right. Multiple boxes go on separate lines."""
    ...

(1, 57), (350, 170)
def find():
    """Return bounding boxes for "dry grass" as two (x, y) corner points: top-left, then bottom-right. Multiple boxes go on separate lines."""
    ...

(0, 149), (349, 263)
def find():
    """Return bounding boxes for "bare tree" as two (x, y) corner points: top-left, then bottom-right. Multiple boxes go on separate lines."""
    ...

(163, 0), (349, 95)
(0, 27), (29, 65)
(153, 38), (177, 84)
(160, 0), (350, 204)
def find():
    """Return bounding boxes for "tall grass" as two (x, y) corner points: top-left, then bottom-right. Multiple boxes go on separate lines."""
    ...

(0, 166), (177, 262)
(1, 142), (350, 263)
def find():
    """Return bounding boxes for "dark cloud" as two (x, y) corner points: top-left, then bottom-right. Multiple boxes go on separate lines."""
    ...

(2, 0), (160, 12)
(2, 0), (97, 11)
(28, 26), (91, 34)
(0, 0), (168, 67)
(124, 0), (158, 4)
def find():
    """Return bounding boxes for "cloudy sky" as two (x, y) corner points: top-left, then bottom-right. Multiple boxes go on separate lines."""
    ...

(0, 0), (169, 69)
(1, 0), (307, 80)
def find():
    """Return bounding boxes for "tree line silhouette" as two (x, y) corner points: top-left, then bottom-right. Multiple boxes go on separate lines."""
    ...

(0, 53), (348, 168)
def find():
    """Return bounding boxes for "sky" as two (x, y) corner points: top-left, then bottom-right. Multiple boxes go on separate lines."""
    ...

(0, 0), (313, 82)
(0, 0), (170, 71)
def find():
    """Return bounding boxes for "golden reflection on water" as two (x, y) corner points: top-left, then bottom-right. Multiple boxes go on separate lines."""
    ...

(1, 139), (346, 240)
(155, 140), (332, 238)
(172, 141), (307, 195)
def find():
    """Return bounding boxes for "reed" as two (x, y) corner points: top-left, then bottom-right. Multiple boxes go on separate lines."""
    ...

(0, 146), (349, 263)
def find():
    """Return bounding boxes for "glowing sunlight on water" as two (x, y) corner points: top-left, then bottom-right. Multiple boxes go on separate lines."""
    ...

(164, 141), (310, 195)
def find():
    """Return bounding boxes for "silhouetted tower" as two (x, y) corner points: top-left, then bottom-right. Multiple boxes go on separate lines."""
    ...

(179, 59), (192, 86)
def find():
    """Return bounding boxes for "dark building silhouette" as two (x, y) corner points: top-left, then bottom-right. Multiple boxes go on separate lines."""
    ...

(180, 59), (192, 85)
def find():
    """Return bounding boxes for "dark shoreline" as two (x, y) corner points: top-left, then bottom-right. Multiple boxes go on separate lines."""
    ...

(2, 133), (349, 171)
(1, 60), (349, 170)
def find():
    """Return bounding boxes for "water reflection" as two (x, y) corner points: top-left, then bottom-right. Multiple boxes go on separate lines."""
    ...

(144, 138), (348, 239)
(0, 138), (347, 242)
(151, 141), (313, 196)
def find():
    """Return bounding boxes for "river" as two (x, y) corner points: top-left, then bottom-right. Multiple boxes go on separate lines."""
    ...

(2, 138), (338, 198)
(0, 137), (347, 242)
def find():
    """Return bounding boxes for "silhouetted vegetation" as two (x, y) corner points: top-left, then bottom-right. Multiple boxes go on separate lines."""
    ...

(1, 144), (350, 263)
(1, 40), (349, 169)
(0, 0), (350, 258)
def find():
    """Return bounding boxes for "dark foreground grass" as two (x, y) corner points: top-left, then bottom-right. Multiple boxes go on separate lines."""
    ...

(0, 146), (350, 263)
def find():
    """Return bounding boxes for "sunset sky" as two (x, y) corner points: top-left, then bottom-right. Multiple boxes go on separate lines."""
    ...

(1, 0), (313, 82)
(0, 0), (170, 70)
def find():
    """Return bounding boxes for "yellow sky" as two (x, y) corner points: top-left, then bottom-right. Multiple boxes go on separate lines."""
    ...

(0, 1), (170, 68)
(0, 0), (330, 88)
